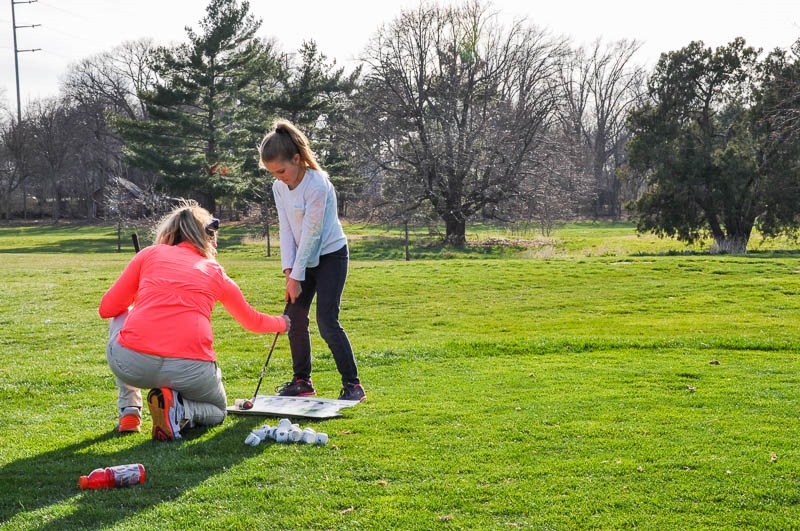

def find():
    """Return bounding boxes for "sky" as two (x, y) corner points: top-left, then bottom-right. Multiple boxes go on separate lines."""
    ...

(2, 0), (799, 114)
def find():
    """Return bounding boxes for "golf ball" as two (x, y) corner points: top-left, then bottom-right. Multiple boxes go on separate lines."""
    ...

(288, 427), (303, 443)
(278, 418), (292, 429)
(275, 429), (289, 443)
(301, 428), (316, 444)
(315, 433), (329, 446)
(235, 398), (254, 410)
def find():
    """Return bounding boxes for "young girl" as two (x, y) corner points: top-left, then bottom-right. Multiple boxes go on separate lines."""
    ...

(259, 119), (365, 402)
(99, 200), (290, 441)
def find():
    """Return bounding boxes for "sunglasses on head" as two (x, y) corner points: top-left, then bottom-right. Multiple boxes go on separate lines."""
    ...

(205, 218), (219, 236)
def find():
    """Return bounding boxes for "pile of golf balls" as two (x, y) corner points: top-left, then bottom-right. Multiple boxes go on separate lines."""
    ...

(244, 418), (329, 446)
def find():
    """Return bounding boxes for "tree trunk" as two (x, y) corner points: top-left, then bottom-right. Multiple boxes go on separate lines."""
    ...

(51, 187), (61, 222)
(714, 223), (752, 254)
(712, 217), (753, 254)
(404, 220), (410, 261)
(1, 192), (8, 222)
(444, 216), (466, 247)
(261, 196), (271, 257)
(713, 235), (749, 254)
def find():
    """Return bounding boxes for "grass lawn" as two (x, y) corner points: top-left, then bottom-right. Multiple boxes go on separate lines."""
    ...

(0, 221), (799, 529)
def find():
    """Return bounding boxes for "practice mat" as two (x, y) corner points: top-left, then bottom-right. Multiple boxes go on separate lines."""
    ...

(227, 394), (361, 419)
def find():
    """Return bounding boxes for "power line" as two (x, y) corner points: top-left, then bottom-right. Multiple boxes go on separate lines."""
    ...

(41, 48), (73, 61)
(46, 24), (91, 44)
(37, 0), (92, 20)
(11, 0), (41, 122)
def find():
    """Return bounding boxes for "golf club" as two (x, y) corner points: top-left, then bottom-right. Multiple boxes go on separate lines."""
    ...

(241, 331), (280, 410)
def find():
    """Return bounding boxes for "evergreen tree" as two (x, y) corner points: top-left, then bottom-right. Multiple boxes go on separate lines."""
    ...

(276, 41), (363, 214)
(114, 0), (263, 211)
(628, 38), (800, 253)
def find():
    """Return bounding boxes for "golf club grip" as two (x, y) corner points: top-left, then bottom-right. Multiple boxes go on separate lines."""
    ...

(131, 233), (140, 253)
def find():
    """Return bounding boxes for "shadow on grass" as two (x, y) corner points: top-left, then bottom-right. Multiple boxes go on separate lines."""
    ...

(0, 419), (265, 529)
(0, 224), (137, 254)
(631, 249), (800, 259)
(0, 238), (135, 254)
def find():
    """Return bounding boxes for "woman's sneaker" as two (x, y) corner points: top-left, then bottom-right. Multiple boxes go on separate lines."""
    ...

(338, 383), (366, 402)
(116, 407), (141, 433)
(275, 377), (316, 397)
(147, 387), (184, 441)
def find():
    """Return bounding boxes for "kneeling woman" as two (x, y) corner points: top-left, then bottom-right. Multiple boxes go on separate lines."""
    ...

(99, 201), (289, 441)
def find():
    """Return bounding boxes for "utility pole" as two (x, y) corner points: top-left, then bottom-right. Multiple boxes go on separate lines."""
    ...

(11, 0), (40, 123)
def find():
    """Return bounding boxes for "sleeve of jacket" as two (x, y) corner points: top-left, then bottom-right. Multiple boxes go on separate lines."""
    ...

(273, 182), (297, 273)
(218, 272), (288, 333)
(289, 184), (327, 281)
(99, 249), (145, 318)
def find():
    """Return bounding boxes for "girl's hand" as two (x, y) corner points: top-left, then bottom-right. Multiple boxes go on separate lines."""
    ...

(286, 278), (302, 303)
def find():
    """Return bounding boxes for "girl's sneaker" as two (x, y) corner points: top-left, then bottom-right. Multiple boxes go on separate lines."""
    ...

(275, 377), (316, 397)
(338, 383), (366, 402)
(147, 387), (184, 441)
(116, 407), (141, 433)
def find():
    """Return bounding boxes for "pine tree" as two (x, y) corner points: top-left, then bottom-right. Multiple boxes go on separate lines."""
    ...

(114, 0), (264, 212)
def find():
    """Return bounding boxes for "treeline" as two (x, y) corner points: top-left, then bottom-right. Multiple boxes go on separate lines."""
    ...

(1, 0), (798, 250)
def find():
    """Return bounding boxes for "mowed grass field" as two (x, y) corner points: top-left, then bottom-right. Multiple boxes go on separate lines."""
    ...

(1, 222), (799, 530)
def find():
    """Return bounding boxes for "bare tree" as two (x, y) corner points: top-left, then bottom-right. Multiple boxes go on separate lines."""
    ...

(26, 99), (80, 222)
(0, 117), (33, 221)
(61, 39), (161, 219)
(61, 39), (158, 120)
(520, 129), (592, 235)
(104, 175), (148, 251)
(350, 0), (567, 246)
(68, 100), (126, 219)
(558, 39), (646, 219)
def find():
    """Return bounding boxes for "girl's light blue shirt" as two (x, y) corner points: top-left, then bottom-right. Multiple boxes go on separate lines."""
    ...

(272, 168), (347, 281)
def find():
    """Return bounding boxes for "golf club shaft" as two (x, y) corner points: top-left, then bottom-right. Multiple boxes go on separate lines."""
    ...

(251, 331), (280, 400)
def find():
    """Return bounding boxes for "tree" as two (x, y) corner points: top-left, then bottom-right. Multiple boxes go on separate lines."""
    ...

(0, 117), (33, 221)
(62, 40), (161, 219)
(27, 98), (80, 222)
(62, 39), (158, 121)
(512, 127), (591, 236)
(114, 0), (264, 212)
(232, 39), (361, 253)
(627, 38), (800, 253)
(559, 39), (646, 219)
(351, 1), (566, 246)
(750, 41), (800, 238)
(269, 40), (362, 215)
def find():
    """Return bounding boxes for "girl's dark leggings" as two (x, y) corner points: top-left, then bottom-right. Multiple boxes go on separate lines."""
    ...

(283, 245), (360, 385)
